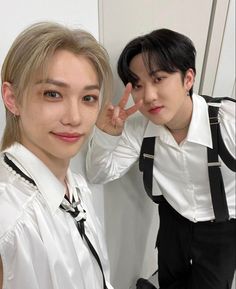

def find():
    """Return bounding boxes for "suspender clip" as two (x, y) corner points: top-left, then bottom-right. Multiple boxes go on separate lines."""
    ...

(209, 117), (220, 125)
(208, 161), (221, 167)
(143, 153), (154, 159)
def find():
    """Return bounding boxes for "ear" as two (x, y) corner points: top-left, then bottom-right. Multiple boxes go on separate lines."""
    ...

(184, 68), (195, 92)
(1, 82), (20, 115)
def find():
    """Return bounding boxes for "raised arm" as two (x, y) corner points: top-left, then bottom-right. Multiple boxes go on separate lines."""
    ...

(86, 83), (143, 184)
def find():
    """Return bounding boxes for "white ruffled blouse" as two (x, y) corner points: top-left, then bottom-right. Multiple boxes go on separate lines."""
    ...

(0, 143), (113, 289)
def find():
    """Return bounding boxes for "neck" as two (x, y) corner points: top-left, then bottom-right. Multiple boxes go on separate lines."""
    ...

(168, 126), (189, 145)
(39, 157), (68, 184)
(167, 123), (189, 132)
(20, 142), (70, 183)
(166, 94), (193, 133)
(64, 179), (70, 198)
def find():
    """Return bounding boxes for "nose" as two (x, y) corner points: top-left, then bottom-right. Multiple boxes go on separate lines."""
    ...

(143, 84), (158, 104)
(61, 99), (81, 126)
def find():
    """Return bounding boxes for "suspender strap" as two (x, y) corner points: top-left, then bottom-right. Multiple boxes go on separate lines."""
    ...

(139, 137), (155, 198)
(139, 137), (164, 204)
(207, 105), (229, 222)
(201, 95), (236, 172)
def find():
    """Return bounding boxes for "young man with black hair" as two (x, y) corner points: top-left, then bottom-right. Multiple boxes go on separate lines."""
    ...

(86, 28), (236, 289)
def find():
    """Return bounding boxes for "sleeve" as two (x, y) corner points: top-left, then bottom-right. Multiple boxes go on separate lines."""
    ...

(219, 99), (236, 158)
(86, 115), (145, 184)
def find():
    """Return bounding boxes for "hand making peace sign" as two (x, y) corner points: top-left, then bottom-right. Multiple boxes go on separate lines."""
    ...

(96, 83), (143, 136)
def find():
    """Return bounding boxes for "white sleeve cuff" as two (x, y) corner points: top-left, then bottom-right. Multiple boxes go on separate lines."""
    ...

(91, 127), (122, 149)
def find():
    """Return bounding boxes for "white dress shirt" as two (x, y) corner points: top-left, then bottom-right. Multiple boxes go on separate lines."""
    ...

(0, 143), (113, 289)
(86, 93), (235, 222)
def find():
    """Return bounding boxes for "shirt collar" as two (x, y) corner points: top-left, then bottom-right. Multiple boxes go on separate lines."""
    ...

(143, 93), (212, 148)
(186, 93), (212, 148)
(4, 143), (73, 214)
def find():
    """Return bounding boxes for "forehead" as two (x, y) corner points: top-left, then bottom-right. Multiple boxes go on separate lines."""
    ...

(129, 53), (145, 68)
(34, 50), (99, 86)
(129, 53), (159, 77)
(129, 53), (160, 74)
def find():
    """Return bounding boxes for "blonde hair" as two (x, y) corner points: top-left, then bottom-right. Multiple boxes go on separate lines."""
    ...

(1, 21), (113, 150)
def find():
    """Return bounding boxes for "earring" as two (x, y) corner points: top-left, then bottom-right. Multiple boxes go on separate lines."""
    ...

(187, 91), (190, 96)
(12, 112), (18, 120)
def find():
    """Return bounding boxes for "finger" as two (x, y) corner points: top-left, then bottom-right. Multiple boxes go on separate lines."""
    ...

(115, 118), (125, 128)
(107, 104), (114, 111)
(118, 82), (132, 109)
(126, 98), (143, 117)
(112, 106), (120, 125)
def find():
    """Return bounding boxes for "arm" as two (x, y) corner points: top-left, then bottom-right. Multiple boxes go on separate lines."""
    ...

(86, 126), (140, 183)
(0, 256), (3, 289)
(86, 83), (143, 184)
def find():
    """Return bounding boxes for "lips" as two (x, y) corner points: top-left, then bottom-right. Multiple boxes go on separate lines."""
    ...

(148, 105), (164, 114)
(51, 132), (83, 143)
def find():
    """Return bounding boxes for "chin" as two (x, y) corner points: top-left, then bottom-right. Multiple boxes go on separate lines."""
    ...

(148, 117), (164, 126)
(57, 146), (82, 160)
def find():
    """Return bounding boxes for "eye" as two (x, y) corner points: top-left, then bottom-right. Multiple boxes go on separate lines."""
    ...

(132, 83), (142, 91)
(43, 90), (61, 99)
(83, 95), (98, 103)
(153, 76), (163, 83)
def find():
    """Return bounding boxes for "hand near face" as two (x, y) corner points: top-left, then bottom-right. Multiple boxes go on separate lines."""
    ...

(96, 83), (142, 136)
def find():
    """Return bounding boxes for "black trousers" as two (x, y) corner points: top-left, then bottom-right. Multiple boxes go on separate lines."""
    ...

(157, 200), (236, 289)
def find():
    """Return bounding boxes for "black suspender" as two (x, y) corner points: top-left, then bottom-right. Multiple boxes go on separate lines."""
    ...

(139, 96), (236, 222)
(204, 96), (235, 222)
(202, 95), (236, 173)
(139, 137), (164, 204)
(139, 137), (155, 199)
(207, 104), (229, 221)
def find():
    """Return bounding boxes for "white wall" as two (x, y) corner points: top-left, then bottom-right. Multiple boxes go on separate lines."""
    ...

(99, 0), (214, 102)
(213, 0), (235, 97)
(200, 0), (235, 97)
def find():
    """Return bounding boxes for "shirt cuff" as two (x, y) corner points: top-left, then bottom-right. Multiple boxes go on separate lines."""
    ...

(91, 126), (122, 149)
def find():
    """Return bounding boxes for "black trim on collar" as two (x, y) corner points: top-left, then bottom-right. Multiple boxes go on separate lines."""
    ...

(4, 153), (36, 186)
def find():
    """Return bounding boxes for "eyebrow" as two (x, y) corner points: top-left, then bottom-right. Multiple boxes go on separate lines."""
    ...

(36, 79), (100, 90)
(149, 69), (162, 76)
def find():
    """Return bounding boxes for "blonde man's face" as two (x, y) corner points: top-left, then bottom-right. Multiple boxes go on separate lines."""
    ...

(17, 50), (100, 168)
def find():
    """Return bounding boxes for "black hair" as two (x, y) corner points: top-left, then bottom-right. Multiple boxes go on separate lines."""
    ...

(117, 28), (196, 95)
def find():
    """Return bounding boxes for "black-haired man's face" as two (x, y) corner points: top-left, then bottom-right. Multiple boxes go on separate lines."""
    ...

(129, 53), (194, 130)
